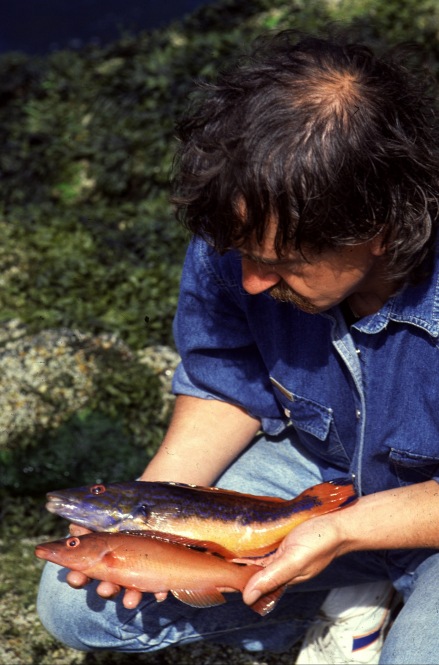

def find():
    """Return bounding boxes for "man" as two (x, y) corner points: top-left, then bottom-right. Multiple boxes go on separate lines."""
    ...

(38, 30), (439, 663)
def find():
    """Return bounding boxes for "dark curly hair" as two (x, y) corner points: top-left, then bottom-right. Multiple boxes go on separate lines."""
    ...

(171, 30), (439, 282)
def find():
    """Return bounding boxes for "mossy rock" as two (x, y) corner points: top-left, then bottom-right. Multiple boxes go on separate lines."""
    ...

(0, 322), (178, 494)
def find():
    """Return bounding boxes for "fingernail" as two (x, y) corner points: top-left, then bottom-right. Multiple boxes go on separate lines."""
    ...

(245, 589), (262, 605)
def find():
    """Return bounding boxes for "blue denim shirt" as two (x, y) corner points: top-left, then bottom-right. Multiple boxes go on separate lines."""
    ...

(173, 236), (439, 501)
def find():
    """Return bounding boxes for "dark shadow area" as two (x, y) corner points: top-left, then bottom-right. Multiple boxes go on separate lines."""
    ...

(1, 0), (215, 55)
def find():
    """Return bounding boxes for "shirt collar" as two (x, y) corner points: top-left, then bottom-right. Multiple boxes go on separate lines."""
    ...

(348, 244), (439, 338)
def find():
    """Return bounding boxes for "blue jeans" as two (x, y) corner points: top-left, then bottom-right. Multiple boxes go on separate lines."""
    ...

(37, 431), (439, 662)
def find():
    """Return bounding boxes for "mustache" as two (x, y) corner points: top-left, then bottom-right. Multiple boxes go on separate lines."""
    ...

(269, 281), (319, 314)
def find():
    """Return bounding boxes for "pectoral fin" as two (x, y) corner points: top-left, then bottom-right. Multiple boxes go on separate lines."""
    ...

(170, 588), (226, 608)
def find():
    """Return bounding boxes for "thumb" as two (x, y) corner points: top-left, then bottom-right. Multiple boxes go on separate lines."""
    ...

(243, 558), (294, 606)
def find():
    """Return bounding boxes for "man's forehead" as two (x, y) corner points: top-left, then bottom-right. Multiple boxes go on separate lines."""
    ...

(238, 225), (304, 265)
(238, 248), (301, 266)
(234, 206), (308, 262)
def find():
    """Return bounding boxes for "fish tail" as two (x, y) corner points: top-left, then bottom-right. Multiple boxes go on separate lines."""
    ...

(323, 478), (357, 508)
(294, 478), (357, 517)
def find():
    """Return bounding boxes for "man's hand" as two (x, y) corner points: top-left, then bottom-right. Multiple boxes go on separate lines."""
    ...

(243, 480), (439, 606)
(242, 514), (342, 606)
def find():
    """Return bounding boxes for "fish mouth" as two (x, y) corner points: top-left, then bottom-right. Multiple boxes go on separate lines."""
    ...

(45, 495), (77, 515)
(34, 545), (51, 561)
(45, 494), (114, 530)
(45, 495), (92, 527)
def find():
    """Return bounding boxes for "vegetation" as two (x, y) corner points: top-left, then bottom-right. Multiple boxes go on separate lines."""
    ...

(1, 0), (439, 346)
(0, 0), (438, 662)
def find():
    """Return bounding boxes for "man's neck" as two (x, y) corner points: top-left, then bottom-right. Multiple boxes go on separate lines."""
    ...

(346, 279), (401, 317)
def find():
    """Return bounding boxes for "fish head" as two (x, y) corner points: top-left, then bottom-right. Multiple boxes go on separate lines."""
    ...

(34, 533), (109, 571)
(45, 481), (148, 531)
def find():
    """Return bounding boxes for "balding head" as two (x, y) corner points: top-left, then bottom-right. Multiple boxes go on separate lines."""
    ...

(173, 31), (439, 282)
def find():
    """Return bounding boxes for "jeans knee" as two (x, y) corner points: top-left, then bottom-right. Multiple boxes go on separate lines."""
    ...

(37, 563), (96, 651)
(381, 554), (439, 664)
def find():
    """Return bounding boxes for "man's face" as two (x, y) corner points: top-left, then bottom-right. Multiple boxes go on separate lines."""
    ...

(239, 225), (388, 314)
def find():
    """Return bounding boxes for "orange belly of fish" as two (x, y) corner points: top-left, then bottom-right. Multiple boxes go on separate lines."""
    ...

(143, 514), (311, 557)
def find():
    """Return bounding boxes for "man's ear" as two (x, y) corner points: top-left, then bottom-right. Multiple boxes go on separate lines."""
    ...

(370, 231), (387, 257)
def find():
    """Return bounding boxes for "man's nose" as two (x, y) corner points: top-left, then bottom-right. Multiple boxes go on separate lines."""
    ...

(241, 260), (281, 295)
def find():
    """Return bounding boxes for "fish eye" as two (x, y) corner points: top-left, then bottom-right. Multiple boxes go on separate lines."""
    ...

(90, 484), (106, 495)
(66, 537), (80, 548)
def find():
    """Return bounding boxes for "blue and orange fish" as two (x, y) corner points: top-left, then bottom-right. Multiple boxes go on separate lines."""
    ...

(46, 478), (356, 558)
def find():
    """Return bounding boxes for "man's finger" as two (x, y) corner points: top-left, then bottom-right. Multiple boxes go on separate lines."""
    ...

(242, 556), (303, 606)
(69, 524), (92, 536)
(122, 588), (143, 609)
(66, 570), (91, 589)
(96, 581), (122, 598)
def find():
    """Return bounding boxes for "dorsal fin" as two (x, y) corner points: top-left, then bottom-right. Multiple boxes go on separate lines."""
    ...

(157, 481), (287, 502)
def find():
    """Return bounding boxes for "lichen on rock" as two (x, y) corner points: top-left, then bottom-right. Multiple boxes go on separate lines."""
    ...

(0, 320), (179, 492)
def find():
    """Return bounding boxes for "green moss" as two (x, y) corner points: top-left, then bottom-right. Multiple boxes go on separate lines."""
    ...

(1, 0), (438, 352)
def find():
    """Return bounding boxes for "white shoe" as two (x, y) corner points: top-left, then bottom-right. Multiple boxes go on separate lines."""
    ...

(295, 581), (396, 664)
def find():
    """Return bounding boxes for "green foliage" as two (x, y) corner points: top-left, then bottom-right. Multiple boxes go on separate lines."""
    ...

(2, 411), (149, 495)
(1, 0), (438, 350)
(0, 201), (183, 347)
(0, 334), (168, 494)
(0, 493), (63, 538)
(327, 0), (439, 45)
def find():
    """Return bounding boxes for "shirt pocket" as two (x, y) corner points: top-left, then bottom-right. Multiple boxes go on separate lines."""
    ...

(269, 376), (350, 468)
(388, 448), (439, 487)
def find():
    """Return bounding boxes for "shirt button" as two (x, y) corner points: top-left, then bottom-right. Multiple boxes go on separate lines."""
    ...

(284, 408), (291, 418)
(355, 409), (361, 419)
(356, 348), (361, 355)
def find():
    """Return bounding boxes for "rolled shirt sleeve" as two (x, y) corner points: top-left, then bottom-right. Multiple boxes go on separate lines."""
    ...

(172, 238), (287, 435)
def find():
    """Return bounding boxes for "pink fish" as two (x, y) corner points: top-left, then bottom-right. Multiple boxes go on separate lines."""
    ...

(35, 531), (284, 615)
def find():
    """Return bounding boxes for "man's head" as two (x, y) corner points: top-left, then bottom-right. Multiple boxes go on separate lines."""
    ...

(172, 30), (439, 284)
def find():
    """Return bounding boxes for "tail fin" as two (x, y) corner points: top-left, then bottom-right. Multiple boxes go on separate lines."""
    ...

(291, 478), (357, 517)
(319, 478), (357, 508)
